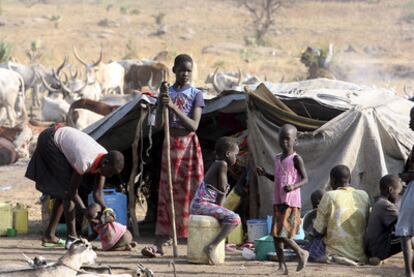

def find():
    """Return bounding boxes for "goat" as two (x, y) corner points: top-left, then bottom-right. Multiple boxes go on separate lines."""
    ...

(0, 239), (96, 277)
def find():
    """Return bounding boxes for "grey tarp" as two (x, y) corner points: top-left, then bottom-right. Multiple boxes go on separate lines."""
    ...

(248, 79), (414, 215)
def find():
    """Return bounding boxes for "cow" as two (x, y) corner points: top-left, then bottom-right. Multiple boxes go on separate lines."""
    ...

(39, 66), (93, 102)
(0, 68), (26, 126)
(0, 137), (18, 165)
(41, 95), (70, 122)
(205, 68), (261, 93)
(73, 47), (125, 95)
(0, 58), (66, 108)
(0, 123), (33, 160)
(68, 108), (104, 130)
(124, 63), (168, 93)
(66, 98), (118, 127)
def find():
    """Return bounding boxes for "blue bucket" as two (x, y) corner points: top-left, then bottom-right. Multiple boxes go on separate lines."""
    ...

(88, 189), (127, 226)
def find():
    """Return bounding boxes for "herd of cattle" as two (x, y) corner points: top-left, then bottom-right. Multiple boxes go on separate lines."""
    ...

(0, 49), (262, 165)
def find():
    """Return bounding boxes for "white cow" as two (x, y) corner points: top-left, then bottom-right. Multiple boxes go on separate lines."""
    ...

(74, 47), (125, 95)
(69, 108), (104, 130)
(205, 68), (261, 93)
(41, 95), (70, 122)
(0, 68), (25, 126)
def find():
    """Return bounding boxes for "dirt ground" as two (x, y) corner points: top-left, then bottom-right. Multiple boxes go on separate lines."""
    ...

(0, 161), (408, 276)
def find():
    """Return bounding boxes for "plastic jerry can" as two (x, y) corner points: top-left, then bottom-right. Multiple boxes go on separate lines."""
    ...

(187, 215), (225, 264)
(0, 202), (13, 236)
(13, 203), (28, 235)
(88, 189), (127, 226)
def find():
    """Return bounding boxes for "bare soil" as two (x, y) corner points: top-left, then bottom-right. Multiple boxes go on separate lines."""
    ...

(0, 161), (407, 276)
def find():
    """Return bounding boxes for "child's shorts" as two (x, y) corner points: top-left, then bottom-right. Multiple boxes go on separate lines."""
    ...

(272, 204), (301, 239)
(190, 200), (241, 225)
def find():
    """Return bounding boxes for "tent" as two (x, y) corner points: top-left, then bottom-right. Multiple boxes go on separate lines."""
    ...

(84, 78), (414, 221)
(247, 79), (414, 215)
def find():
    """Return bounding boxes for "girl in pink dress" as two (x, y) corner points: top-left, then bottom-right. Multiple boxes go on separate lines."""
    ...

(257, 124), (309, 275)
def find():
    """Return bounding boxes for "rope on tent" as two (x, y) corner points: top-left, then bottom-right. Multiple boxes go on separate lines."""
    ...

(127, 103), (149, 238)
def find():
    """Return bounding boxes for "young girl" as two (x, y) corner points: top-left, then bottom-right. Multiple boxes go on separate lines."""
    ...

(190, 137), (241, 265)
(142, 54), (205, 257)
(396, 106), (414, 277)
(257, 124), (309, 275)
(86, 203), (135, 251)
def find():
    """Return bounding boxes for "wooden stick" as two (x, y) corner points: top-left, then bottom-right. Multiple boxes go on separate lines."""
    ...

(163, 106), (178, 257)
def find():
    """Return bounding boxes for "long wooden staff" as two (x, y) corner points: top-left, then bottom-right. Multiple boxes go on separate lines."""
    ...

(162, 83), (178, 258)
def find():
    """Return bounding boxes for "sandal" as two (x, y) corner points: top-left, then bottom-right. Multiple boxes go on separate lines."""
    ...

(141, 246), (163, 258)
(42, 238), (66, 248)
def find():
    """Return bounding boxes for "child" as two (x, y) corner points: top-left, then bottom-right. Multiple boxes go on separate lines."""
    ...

(190, 137), (241, 265)
(303, 189), (325, 241)
(86, 203), (135, 251)
(142, 54), (205, 257)
(364, 175), (402, 265)
(257, 124), (309, 275)
(396, 106), (414, 277)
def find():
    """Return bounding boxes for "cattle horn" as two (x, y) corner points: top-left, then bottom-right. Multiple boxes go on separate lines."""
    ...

(148, 71), (160, 92)
(39, 72), (59, 93)
(212, 67), (221, 93)
(56, 56), (68, 77)
(73, 47), (89, 67)
(92, 48), (103, 67)
(70, 67), (78, 79)
(59, 73), (73, 98)
(74, 73), (90, 95)
(237, 67), (242, 86)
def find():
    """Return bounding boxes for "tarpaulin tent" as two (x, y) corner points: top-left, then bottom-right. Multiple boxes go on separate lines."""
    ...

(248, 79), (414, 215)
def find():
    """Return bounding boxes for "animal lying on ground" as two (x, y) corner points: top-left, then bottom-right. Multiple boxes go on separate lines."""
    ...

(0, 238), (97, 277)
(0, 124), (33, 160)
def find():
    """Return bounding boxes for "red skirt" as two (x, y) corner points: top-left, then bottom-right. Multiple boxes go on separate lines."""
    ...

(155, 132), (204, 238)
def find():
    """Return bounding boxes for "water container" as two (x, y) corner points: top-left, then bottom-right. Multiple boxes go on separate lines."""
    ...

(187, 215), (225, 264)
(247, 219), (268, 242)
(266, 215), (305, 240)
(13, 203), (28, 235)
(223, 189), (243, 245)
(88, 189), (127, 226)
(227, 223), (244, 245)
(0, 202), (13, 236)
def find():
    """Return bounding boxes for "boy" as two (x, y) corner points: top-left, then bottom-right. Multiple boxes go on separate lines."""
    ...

(364, 175), (403, 265)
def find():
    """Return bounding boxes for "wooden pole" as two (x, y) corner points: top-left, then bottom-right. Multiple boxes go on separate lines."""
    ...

(163, 106), (178, 257)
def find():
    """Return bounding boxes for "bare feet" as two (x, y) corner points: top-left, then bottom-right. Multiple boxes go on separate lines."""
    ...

(204, 244), (220, 265)
(296, 250), (309, 272)
(275, 263), (288, 275)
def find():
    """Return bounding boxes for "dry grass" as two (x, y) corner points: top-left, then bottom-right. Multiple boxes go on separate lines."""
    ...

(0, 0), (412, 92)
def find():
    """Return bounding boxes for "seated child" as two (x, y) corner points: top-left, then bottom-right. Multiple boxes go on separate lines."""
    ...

(190, 137), (241, 265)
(304, 189), (325, 241)
(86, 203), (136, 251)
(364, 175), (402, 265)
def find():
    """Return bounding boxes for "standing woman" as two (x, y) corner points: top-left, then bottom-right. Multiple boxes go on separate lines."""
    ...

(143, 54), (205, 256)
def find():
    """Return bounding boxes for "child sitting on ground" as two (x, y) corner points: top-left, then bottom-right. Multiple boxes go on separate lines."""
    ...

(86, 203), (136, 251)
(364, 175), (403, 265)
(257, 124), (309, 275)
(189, 137), (241, 265)
(303, 189), (325, 241)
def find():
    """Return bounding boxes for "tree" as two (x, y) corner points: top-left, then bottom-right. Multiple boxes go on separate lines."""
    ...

(241, 0), (284, 46)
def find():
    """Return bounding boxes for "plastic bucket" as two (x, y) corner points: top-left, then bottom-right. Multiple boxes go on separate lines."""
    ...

(247, 219), (268, 242)
(266, 215), (305, 240)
